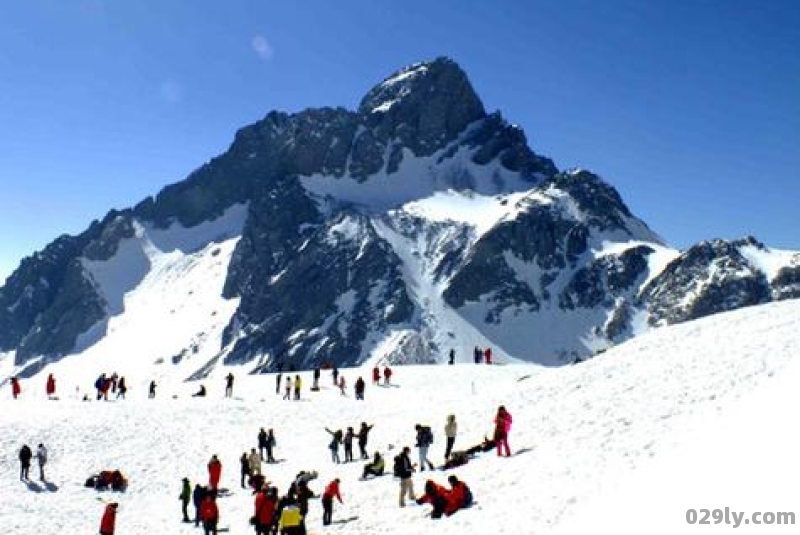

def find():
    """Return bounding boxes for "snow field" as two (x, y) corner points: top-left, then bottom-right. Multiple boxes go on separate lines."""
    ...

(1, 299), (799, 534)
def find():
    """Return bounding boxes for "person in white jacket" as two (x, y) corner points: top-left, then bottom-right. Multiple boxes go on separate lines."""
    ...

(248, 448), (262, 476)
(444, 415), (457, 460)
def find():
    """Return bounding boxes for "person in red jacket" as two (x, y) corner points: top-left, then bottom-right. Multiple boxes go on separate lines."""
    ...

(199, 492), (219, 535)
(253, 487), (277, 535)
(99, 502), (118, 535)
(484, 347), (492, 364)
(494, 405), (513, 457)
(383, 366), (393, 385)
(446, 475), (473, 512)
(416, 479), (452, 519)
(11, 377), (21, 399)
(45, 374), (56, 399)
(321, 478), (342, 526)
(207, 455), (222, 490)
(372, 366), (380, 385)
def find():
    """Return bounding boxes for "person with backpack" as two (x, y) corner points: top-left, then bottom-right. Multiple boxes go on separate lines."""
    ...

(343, 427), (355, 463)
(324, 428), (343, 463)
(99, 502), (118, 535)
(415, 424), (435, 471)
(46, 373), (56, 399)
(494, 405), (513, 457)
(18, 444), (32, 480)
(321, 478), (342, 526)
(192, 484), (206, 527)
(357, 422), (373, 459)
(361, 452), (385, 479)
(444, 414), (457, 460)
(180, 477), (192, 523)
(199, 491), (219, 535)
(208, 454), (222, 490)
(36, 443), (48, 481)
(253, 486), (278, 535)
(394, 446), (416, 507)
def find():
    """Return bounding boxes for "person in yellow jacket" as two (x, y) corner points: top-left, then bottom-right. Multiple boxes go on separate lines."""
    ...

(293, 375), (302, 400)
(278, 498), (303, 535)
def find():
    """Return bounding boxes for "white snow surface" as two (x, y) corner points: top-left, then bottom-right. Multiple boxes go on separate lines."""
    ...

(739, 244), (800, 281)
(1, 299), (798, 534)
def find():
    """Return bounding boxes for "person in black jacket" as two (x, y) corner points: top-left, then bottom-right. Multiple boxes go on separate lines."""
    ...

(395, 447), (416, 507)
(343, 427), (355, 463)
(240, 452), (251, 489)
(192, 484), (206, 527)
(357, 422), (373, 459)
(19, 444), (32, 480)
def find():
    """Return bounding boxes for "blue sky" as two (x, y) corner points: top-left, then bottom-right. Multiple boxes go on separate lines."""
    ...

(1, 0), (798, 280)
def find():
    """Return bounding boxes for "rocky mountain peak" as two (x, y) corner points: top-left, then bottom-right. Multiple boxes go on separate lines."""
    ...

(357, 57), (487, 156)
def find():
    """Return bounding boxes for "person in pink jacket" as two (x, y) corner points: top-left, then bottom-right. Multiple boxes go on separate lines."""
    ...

(493, 405), (512, 457)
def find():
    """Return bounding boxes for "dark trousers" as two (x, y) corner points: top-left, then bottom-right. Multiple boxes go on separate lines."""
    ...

(359, 442), (368, 459)
(203, 520), (218, 535)
(344, 445), (353, 462)
(20, 463), (29, 480)
(322, 496), (333, 525)
(181, 499), (190, 521)
(444, 436), (456, 459)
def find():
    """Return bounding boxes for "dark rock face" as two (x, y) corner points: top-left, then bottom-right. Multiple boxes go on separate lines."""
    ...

(642, 238), (772, 326)
(223, 211), (414, 371)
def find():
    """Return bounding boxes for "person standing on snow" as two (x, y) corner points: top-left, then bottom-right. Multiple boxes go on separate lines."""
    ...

(11, 377), (21, 399)
(36, 443), (48, 481)
(249, 448), (262, 476)
(192, 484), (206, 527)
(46, 373), (56, 399)
(484, 347), (493, 365)
(99, 502), (118, 535)
(395, 446), (416, 507)
(383, 366), (393, 385)
(265, 429), (277, 463)
(494, 405), (513, 456)
(357, 422), (373, 460)
(180, 477), (192, 523)
(444, 414), (458, 460)
(415, 424), (435, 471)
(372, 366), (380, 385)
(448, 349), (455, 365)
(253, 486), (278, 535)
(343, 427), (355, 463)
(199, 491), (219, 535)
(354, 377), (365, 400)
(19, 444), (32, 480)
(325, 428), (343, 464)
(283, 376), (292, 400)
(312, 367), (321, 391)
(208, 454), (222, 490)
(321, 478), (343, 526)
(240, 452), (251, 489)
(148, 380), (156, 399)
(293, 374), (302, 400)
(473, 346), (482, 364)
(275, 372), (282, 395)
(338, 375), (346, 396)
(224, 373), (234, 398)
(116, 376), (127, 399)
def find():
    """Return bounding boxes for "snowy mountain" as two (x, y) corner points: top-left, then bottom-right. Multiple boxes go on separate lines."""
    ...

(1, 300), (798, 534)
(1, 57), (799, 380)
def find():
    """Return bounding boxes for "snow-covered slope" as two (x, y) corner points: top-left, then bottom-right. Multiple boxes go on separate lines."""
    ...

(1, 300), (797, 534)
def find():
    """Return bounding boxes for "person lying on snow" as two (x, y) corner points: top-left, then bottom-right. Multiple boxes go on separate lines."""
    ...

(86, 470), (128, 491)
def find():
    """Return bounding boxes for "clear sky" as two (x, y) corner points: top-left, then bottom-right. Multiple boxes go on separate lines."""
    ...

(1, 0), (798, 281)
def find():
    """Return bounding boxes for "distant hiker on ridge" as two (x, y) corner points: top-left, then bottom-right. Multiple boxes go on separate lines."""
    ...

(225, 372), (234, 398)
(46, 373), (56, 399)
(11, 376), (21, 399)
